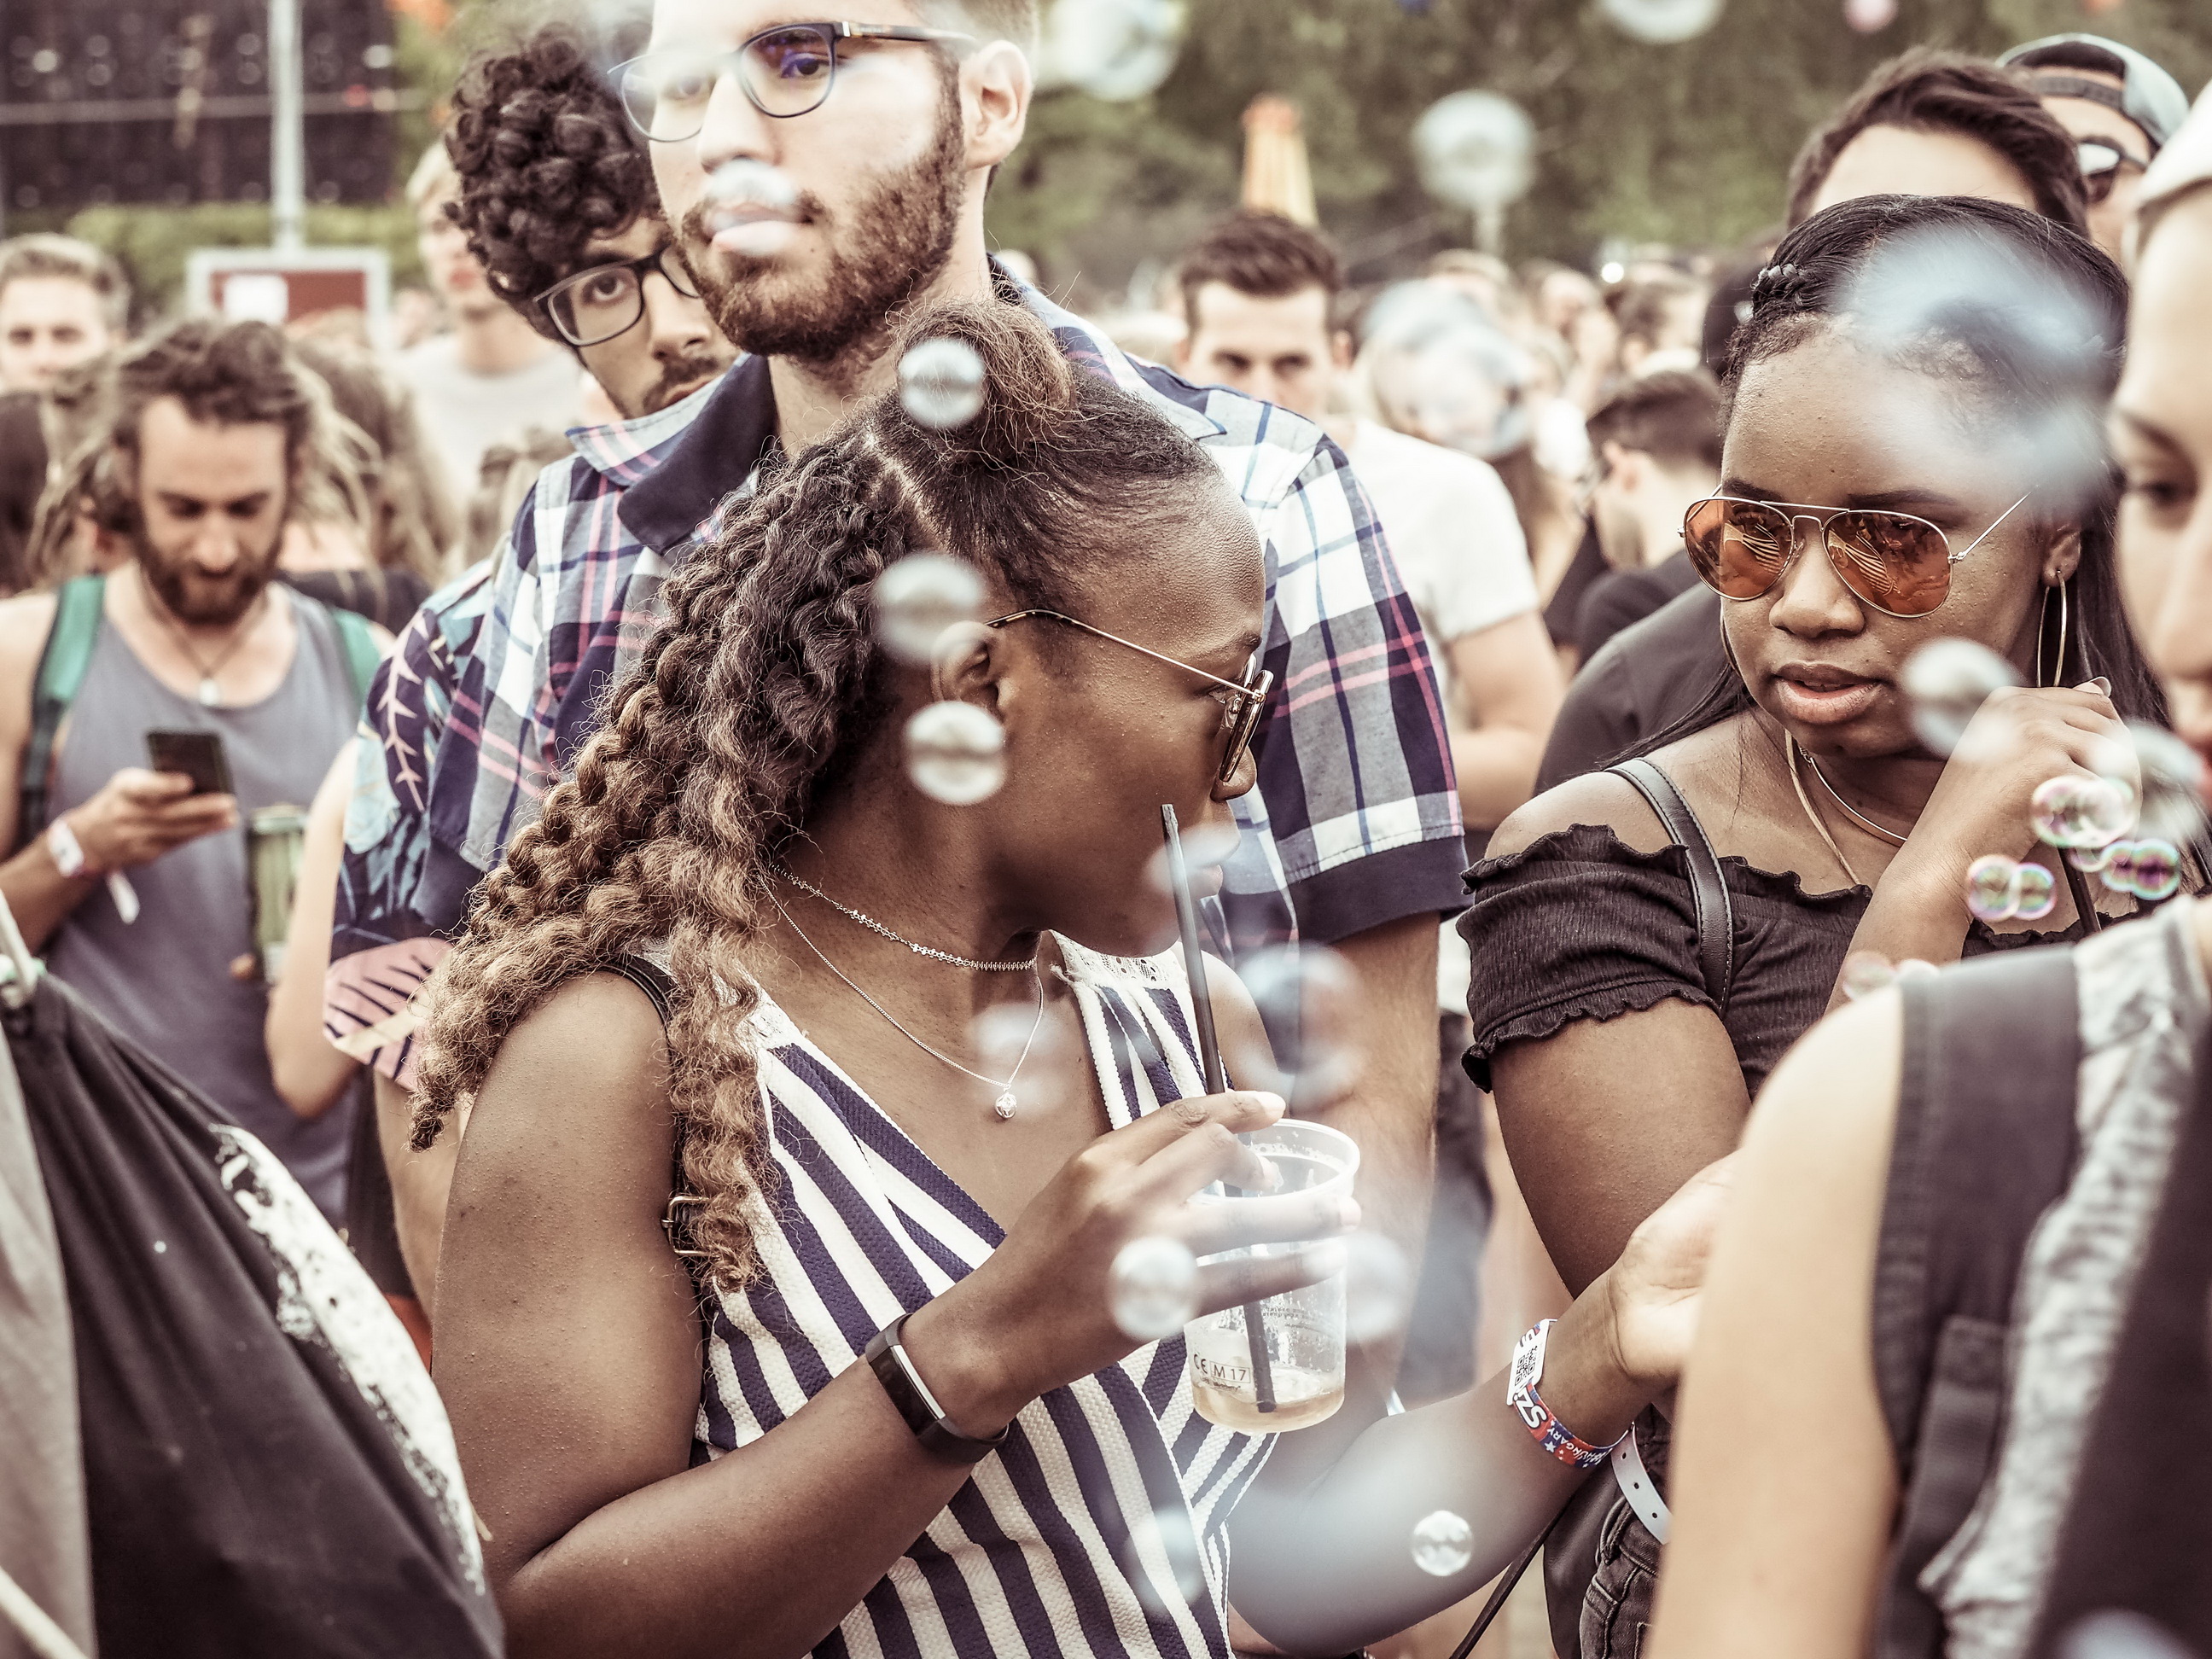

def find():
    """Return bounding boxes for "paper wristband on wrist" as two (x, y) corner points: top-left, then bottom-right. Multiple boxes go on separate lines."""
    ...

(1508, 1318), (1623, 1471)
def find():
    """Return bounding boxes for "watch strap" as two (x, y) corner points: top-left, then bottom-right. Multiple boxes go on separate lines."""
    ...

(863, 1311), (1010, 1465)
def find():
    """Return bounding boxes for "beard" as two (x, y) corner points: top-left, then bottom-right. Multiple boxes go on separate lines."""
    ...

(133, 519), (282, 628)
(676, 76), (967, 373)
(637, 346), (733, 416)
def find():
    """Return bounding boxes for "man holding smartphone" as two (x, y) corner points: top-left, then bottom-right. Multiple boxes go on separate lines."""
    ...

(0, 318), (383, 1220)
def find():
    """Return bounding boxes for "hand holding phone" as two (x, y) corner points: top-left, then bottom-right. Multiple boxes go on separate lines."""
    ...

(145, 729), (236, 797)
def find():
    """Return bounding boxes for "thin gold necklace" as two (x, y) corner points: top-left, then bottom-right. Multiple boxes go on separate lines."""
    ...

(1785, 736), (1914, 888)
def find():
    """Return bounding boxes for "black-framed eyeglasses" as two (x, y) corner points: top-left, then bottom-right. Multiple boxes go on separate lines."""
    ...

(616, 22), (974, 142)
(534, 246), (701, 347)
(987, 609), (1274, 786)
(2078, 139), (2150, 207)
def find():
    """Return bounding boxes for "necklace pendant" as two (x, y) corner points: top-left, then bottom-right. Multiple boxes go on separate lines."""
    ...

(196, 677), (220, 707)
(992, 1091), (1017, 1120)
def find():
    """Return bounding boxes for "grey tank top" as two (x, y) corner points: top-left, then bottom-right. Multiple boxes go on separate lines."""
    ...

(46, 591), (360, 1219)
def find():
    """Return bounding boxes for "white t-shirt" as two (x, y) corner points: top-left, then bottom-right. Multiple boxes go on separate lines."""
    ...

(393, 334), (582, 502)
(1342, 419), (1541, 1015)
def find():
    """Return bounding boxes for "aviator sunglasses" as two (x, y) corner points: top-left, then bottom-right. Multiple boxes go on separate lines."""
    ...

(1682, 493), (2034, 620)
(987, 610), (1273, 786)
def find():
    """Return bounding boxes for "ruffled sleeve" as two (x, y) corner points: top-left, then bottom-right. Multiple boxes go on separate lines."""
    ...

(1458, 824), (1720, 1091)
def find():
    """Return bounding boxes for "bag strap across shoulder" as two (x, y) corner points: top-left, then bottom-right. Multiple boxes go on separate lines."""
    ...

(596, 955), (707, 1274)
(17, 573), (106, 850)
(1608, 756), (1736, 1010)
(1872, 945), (2081, 1659)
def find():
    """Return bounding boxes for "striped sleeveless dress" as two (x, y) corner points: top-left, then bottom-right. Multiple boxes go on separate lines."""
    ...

(690, 936), (1274, 1659)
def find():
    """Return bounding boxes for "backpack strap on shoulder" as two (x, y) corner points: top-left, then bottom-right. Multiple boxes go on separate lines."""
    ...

(17, 574), (107, 851)
(1608, 756), (1736, 1009)
(597, 955), (706, 1274)
(1872, 946), (2081, 1658)
(327, 604), (384, 712)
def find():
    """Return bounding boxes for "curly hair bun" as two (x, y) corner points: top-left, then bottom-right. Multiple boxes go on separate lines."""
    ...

(887, 300), (1079, 469)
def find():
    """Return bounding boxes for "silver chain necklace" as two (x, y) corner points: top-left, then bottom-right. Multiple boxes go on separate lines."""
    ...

(769, 860), (1040, 973)
(767, 890), (1045, 1120)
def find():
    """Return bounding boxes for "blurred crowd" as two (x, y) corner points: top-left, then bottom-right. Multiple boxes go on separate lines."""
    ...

(2, 9), (2209, 1659)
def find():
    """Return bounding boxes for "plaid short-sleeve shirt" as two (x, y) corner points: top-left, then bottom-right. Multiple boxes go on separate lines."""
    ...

(326, 280), (1465, 1084)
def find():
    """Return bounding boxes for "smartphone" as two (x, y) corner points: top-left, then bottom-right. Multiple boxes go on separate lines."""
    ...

(145, 730), (235, 797)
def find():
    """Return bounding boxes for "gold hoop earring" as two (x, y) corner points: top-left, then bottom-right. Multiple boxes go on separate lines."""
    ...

(2037, 579), (2071, 689)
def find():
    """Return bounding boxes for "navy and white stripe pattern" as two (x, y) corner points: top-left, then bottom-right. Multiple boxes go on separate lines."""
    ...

(694, 937), (1272, 1659)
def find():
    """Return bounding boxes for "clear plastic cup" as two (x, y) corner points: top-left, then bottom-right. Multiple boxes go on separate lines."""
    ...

(1184, 1119), (1359, 1432)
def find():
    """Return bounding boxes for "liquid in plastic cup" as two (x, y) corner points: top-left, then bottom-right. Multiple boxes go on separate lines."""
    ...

(1185, 1119), (1358, 1432)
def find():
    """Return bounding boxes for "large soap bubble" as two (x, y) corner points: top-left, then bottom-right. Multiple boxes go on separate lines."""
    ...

(1036, 0), (1186, 101)
(2122, 719), (2208, 846)
(2029, 774), (2135, 850)
(905, 701), (1005, 805)
(1842, 0), (1896, 31)
(1410, 1508), (1474, 1577)
(873, 552), (987, 666)
(898, 337), (987, 430)
(1901, 637), (2019, 756)
(1115, 1503), (1206, 1620)
(703, 159), (802, 257)
(1598, 0), (1725, 44)
(1108, 1235), (1200, 1342)
(1228, 944), (1364, 1107)
(1342, 1231), (1414, 1346)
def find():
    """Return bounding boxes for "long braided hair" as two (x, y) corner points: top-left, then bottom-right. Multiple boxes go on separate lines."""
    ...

(412, 299), (1217, 1286)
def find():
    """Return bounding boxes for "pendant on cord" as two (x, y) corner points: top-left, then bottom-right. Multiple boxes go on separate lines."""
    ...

(197, 678), (221, 707)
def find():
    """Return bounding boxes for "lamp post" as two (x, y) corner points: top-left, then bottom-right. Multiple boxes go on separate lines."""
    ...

(269, 0), (305, 251)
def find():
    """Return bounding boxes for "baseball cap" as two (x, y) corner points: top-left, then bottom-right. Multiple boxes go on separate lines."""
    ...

(1998, 33), (2192, 155)
(2136, 84), (2212, 253)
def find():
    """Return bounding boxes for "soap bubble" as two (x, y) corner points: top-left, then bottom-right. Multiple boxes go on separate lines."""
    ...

(1840, 951), (1897, 1000)
(2068, 843), (2116, 872)
(1227, 945), (1363, 1106)
(905, 701), (1005, 805)
(2059, 1610), (2199, 1659)
(972, 998), (1082, 1119)
(1115, 1503), (1207, 1620)
(1342, 1231), (1414, 1345)
(1901, 638), (2019, 756)
(1144, 818), (1243, 896)
(899, 337), (987, 430)
(1843, 0), (1896, 29)
(2030, 774), (2134, 850)
(1036, 0), (1186, 101)
(2126, 838), (2183, 901)
(702, 160), (803, 256)
(2123, 720), (2208, 846)
(2011, 862), (2057, 922)
(1108, 1235), (1201, 1342)
(1966, 854), (2020, 923)
(1895, 958), (1939, 981)
(2101, 842), (2139, 894)
(1598, 0), (1724, 44)
(1410, 1508), (1475, 1577)
(873, 553), (987, 666)
(1412, 91), (1534, 214)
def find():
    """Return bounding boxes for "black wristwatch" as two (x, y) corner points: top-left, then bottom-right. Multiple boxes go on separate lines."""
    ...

(863, 1311), (1011, 1465)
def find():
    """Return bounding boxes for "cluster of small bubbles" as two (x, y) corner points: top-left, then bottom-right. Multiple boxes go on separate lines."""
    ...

(1598, 0), (1725, 44)
(2030, 774), (2136, 850)
(2101, 839), (2185, 902)
(1144, 818), (1242, 897)
(1840, 951), (1898, 1001)
(1842, 0), (1897, 29)
(1409, 1508), (1475, 1577)
(1901, 638), (2019, 756)
(1107, 1236), (1201, 1342)
(2124, 720), (2209, 846)
(898, 337), (987, 430)
(1965, 855), (2058, 924)
(872, 552), (987, 666)
(904, 701), (1004, 805)
(1228, 945), (1364, 1107)
(1342, 1232), (1414, 1346)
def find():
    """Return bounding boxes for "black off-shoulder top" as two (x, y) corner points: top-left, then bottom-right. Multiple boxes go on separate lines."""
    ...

(1458, 824), (2097, 1096)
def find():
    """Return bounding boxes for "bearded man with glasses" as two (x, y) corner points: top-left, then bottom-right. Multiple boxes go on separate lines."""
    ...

(328, 0), (1469, 1377)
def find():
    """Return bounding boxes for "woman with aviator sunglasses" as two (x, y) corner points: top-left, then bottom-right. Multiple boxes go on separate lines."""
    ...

(1459, 194), (2178, 1650)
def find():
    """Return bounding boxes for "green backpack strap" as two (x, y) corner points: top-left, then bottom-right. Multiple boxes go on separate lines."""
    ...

(326, 603), (384, 713)
(18, 573), (107, 849)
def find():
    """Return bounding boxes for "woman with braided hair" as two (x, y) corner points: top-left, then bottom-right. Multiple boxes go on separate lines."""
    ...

(414, 298), (1725, 1659)
(1458, 194), (2181, 1653)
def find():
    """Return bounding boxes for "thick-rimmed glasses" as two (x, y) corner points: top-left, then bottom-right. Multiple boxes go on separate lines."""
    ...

(1682, 493), (2033, 620)
(2078, 138), (2149, 207)
(987, 609), (1274, 785)
(534, 246), (701, 347)
(616, 22), (973, 143)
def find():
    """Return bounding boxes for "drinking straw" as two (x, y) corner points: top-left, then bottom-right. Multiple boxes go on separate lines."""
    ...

(1160, 805), (1276, 1414)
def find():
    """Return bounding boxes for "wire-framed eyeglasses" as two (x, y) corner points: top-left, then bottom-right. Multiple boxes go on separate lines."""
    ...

(616, 21), (974, 143)
(987, 609), (1274, 786)
(1683, 492), (2034, 620)
(534, 245), (701, 347)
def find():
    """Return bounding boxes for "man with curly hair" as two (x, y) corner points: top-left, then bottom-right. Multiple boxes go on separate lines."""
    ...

(440, 27), (735, 423)
(329, 0), (1466, 1338)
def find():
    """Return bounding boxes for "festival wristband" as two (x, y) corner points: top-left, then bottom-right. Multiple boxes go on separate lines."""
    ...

(1507, 1318), (1624, 1471)
(45, 816), (97, 879)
